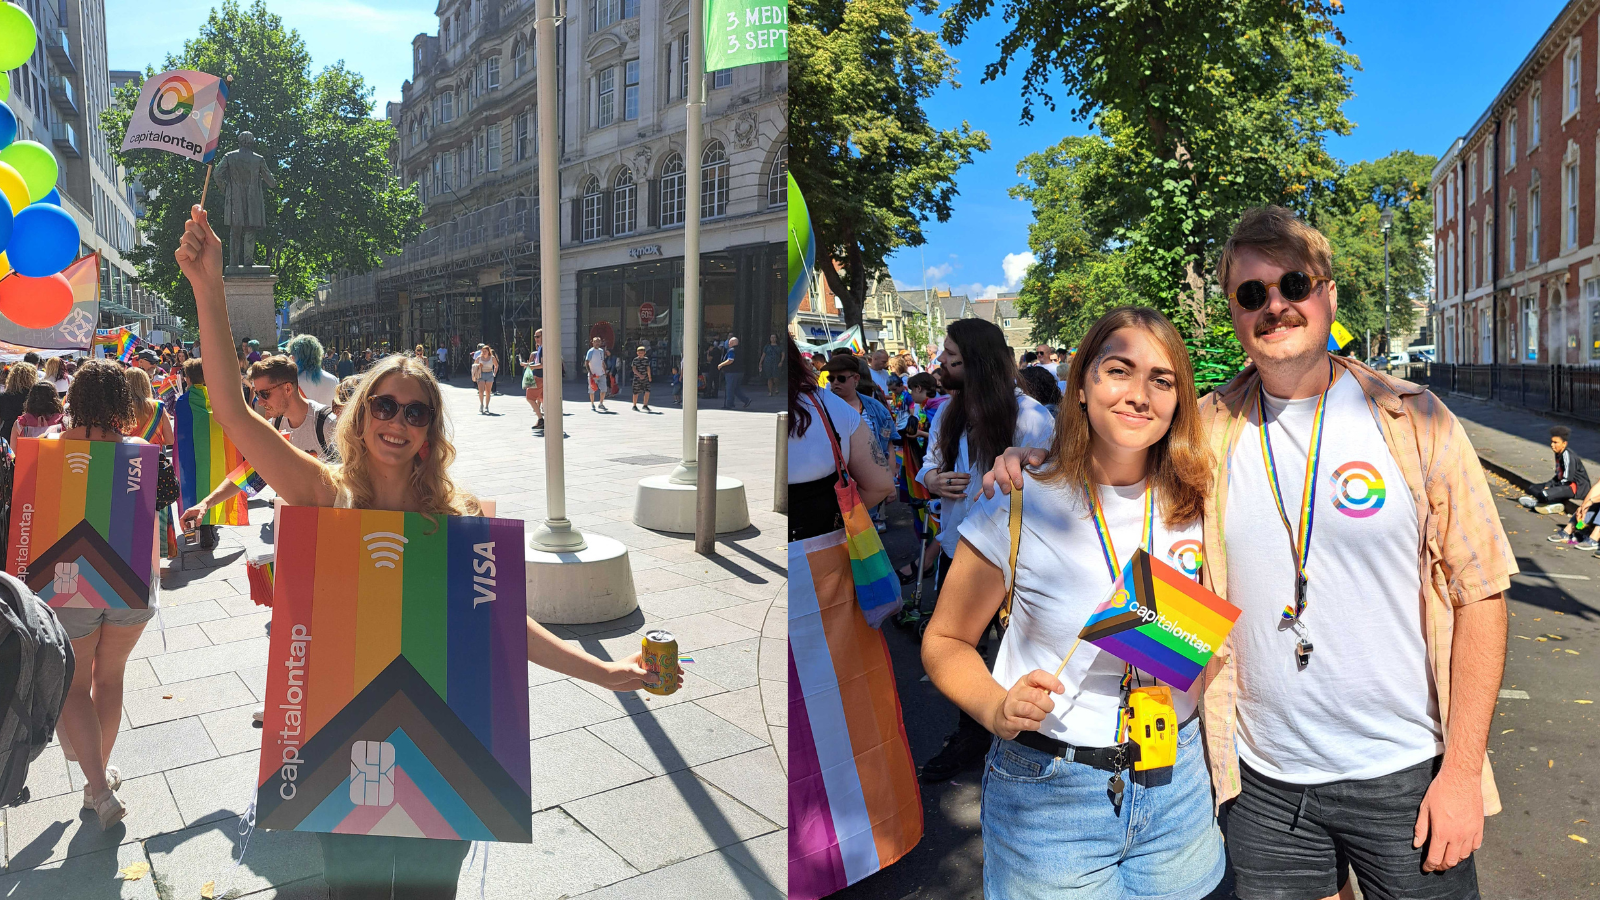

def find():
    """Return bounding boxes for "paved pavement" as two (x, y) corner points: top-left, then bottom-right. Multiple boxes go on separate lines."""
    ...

(839, 389), (1600, 900)
(0, 376), (788, 899)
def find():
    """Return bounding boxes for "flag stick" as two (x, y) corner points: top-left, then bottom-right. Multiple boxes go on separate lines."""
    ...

(1052, 637), (1082, 680)
(198, 164), (213, 209)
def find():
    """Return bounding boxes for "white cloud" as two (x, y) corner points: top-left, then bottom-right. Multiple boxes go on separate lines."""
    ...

(923, 263), (953, 283)
(1001, 251), (1036, 288)
(936, 251), (1035, 299)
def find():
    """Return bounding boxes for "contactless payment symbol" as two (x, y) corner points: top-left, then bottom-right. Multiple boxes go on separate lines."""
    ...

(149, 75), (195, 126)
(1329, 461), (1385, 518)
(1166, 540), (1203, 578)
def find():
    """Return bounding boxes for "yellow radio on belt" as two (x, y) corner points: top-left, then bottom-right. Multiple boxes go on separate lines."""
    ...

(1125, 686), (1177, 773)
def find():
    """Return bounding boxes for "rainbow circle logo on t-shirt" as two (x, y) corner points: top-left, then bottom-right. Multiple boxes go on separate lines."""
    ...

(1166, 540), (1203, 578)
(1329, 461), (1386, 518)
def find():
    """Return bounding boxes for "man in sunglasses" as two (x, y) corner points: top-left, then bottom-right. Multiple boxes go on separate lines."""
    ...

(983, 206), (1512, 900)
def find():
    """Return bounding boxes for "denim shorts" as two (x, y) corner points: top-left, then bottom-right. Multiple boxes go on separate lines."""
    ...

(55, 606), (155, 640)
(980, 718), (1225, 900)
(1226, 756), (1479, 900)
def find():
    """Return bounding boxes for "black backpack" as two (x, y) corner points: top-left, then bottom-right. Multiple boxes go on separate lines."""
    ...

(0, 572), (73, 807)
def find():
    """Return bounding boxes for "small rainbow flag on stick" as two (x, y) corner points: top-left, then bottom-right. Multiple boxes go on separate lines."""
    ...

(227, 461), (268, 498)
(1067, 549), (1241, 692)
(174, 385), (247, 525)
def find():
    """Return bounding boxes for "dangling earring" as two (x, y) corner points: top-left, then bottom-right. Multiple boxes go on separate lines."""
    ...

(419, 442), (430, 461)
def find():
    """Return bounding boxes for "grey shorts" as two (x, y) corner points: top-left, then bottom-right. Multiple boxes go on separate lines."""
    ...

(54, 606), (155, 640)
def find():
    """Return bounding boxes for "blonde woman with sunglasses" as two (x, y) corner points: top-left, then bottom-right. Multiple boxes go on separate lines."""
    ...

(175, 205), (674, 899)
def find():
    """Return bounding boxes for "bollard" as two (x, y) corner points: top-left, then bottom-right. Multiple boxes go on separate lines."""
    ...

(775, 412), (788, 514)
(695, 433), (718, 555)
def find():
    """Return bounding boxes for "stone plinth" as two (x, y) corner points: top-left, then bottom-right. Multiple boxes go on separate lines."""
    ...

(524, 533), (638, 624)
(633, 474), (751, 534)
(222, 269), (279, 349)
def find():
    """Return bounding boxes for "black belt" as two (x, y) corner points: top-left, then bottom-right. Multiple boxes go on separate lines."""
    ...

(1012, 709), (1199, 773)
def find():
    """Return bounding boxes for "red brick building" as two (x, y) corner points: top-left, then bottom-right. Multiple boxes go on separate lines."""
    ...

(1433, 0), (1600, 366)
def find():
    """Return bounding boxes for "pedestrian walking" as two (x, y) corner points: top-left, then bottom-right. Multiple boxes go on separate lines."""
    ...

(630, 346), (653, 411)
(336, 351), (355, 380)
(522, 329), (546, 432)
(718, 336), (752, 409)
(476, 346), (499, 414)
(585, 336), (609, 411)
(760, 333), (783, 396)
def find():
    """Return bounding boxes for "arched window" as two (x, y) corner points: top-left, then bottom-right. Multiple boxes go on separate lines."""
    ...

(700, 141), (728, 219)
(513, 37), (528, 78)
(613, 169), (636, 235)
(421, 109), (430, 139)
(767, 143), (787, 207)
(659, 153), (686, 227)
(582, 176), (604, 241)
(409, 119), (418, 152)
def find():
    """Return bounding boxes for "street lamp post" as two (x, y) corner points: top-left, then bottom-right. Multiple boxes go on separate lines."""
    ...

(1381, 208), (1394, 358)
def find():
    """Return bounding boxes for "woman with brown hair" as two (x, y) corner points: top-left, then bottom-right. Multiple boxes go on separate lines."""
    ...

(920, 307), (1224, 900)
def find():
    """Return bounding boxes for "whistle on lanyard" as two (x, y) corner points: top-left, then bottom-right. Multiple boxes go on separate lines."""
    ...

(1124, 686), (1177, 785)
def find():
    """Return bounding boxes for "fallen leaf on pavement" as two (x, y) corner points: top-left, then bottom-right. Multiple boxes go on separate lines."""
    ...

(1516, 635), (1531, 639)
(1571, 834), (1589, 844)
(1549, 760), (1554, 768)
(116, 861), (150, 881)
(1536, 637), (1548, 642)
(1576, 699), (1594, 704)
(1502, 729), (1515, 734)
(201, 880), (215, 899)
(1578, 819), (1591, 824)
(1565, 649), (1579, 655)
(161, 694), (172, 700)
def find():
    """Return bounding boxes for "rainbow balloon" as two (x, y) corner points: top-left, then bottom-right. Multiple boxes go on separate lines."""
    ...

(173, 385), (248, 526)
(788, 171), (814, 322)
(1078, 549), (1241, 691)
(253, 507), (531, 842)
(5, 438), (160, 610)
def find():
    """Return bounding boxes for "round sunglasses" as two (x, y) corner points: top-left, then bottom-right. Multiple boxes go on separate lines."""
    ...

(366, 394), (436, 428)
(1228, 270), (1332, 311)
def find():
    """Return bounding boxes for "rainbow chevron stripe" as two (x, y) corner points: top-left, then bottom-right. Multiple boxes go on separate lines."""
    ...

(173, 386), (247, 526)
(4, 438), (160, 609)
(227, 461), (268, 498)
(254, 507), (531, 842)
(140, 401), (164, 441)
(1078, 549), (1241, 692)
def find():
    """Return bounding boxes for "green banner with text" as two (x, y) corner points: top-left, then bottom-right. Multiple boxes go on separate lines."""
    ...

(704, 0), (788, 72)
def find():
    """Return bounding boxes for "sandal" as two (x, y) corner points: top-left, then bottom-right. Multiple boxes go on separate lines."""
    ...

(91, 788), (125, 830)
(896, 566), (917, 585)
(83, 766), (123, 808)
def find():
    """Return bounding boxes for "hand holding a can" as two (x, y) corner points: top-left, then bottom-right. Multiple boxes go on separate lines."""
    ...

(600, 650), (681, 694)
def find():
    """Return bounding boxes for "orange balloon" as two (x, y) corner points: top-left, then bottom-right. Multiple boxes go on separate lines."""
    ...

(0, 162), (26, 215)
(0, 272), (72, 329)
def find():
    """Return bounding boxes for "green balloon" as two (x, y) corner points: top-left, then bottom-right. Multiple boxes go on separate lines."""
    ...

(0, 4), (35, 72)
(0, 141), (56, 202)
(0, 72), (10, 102)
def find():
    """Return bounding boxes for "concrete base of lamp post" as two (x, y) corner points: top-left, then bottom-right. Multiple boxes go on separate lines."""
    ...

(632, 474), (750, 534)
(524, 532), (638, 624)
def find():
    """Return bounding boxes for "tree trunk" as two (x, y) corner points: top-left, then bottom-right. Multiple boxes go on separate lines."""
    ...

(818, 232), (866, 331)
(1171, 139), (1207, 339)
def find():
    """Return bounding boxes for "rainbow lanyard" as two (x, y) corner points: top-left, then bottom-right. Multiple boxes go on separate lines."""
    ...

(1255, 361), (1333, 664)
(1086, 480), (1154, 741)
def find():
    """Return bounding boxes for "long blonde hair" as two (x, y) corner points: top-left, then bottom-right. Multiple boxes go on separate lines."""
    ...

(329, 355), (478, 517)
(42, 357), (63, 381)
(123, 366), (159, 429)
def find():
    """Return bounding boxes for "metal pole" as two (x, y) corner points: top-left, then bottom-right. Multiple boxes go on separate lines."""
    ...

(1383, 226), (1392, 357)
(695, 434), (718, 554)
(530, 0), (585, 553)
(670, 0), (705, 487)
(774, 412), (788, 514)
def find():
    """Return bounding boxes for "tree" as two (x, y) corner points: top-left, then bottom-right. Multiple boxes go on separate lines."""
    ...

(943, 1), (1354, 334)
(101, 0), (422, 326)
(790, 0), (990, 329)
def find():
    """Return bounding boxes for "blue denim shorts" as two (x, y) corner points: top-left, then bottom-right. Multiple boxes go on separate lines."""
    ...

(980, 718), (1225, 900)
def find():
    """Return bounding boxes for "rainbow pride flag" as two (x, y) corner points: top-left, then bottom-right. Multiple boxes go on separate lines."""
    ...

(1078, 548), (1241, 691)
(173, 385), (247, 526)
(155, 369), (182, 402)
(790, 530), (922, 898)
(254, 507), (531, 843)
(4, 438), (160, 610)
(227, 461), (268, 498)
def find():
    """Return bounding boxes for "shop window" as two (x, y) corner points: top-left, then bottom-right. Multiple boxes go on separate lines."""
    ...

(660, 153), (686, 226)
(767, 145), (787, 206)
(701, 141), (728, 219)
(582, 177), (604, 241)
(614, 170), (636, 235)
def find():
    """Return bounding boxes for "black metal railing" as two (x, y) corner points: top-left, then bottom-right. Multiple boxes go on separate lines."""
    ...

(1420, 362), (1600, 424)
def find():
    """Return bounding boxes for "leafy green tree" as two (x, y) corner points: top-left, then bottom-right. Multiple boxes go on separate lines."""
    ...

(791, 0), (990, 329)
(101, 0), (421, 325)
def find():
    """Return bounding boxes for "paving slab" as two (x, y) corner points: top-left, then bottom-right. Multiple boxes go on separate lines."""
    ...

(683, 638), (760, 692)
(163, 750), (261, 828)
(528, 728), (653, 811)
(585, 702), (767, 777)
(105, 717), (218, 780)
(634, 584), (752, 619)
(127, 623), (211, 661)
(122, 673), (255, 728)
(726, 830), (787, 893)
(148, 637), (270, 684)
(4, 772), (183, 872)
(198, 610), (273, 646)
(690, 747), (787, 825)
(200, 704), (269, 757)
(453, 809), (638, 899)
(693, 686), (770, 741)
(642, 611), (761, 653)
(571, 664), (732, 714)
(0, 840), (160, 900)
(145, 819), (325, 900)
(19, 742), (76, 804)
(708, 599), (774, 633)
(528, 679), (630, 739)
(564, 771), (779, 874)
(150, 599), (232, 629)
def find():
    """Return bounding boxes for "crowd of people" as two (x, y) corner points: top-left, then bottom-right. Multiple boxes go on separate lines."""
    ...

(790, 205), (1514, 900)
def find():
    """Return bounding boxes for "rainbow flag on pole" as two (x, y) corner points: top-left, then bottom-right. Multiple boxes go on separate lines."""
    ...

(5, 438), (160, 609)
(227, 460), (268, 498)
(173, 385), (247, 525)
(1078, 549), (1241, 692)
(254, 507), (531, 842)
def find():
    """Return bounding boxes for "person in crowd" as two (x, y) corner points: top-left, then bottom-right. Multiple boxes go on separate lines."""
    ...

(1519, 425), (1589, 512)
(435, 343), (448, 379)
(522, 329), (546, 433)
(718, 336), (752, 409)
(0, 362), (38, 442)
(789, 336), (894, 538)
(925, 307), (1223, 899)
(333, 375), (361, 416)
(360, 348), (374, 371)
(760, 333), (784, 396)
(1017, 364), (1063, 419)
(585, 336), (610, 412)
(630, 346), (654, 412)
(287, 334), (339, 407)
(124, 367), (172, 445)
(133, 350), (162, 379)
(1019, 350), (1038, 369)
(175, 204), (670, 900)
(868, 348), (892, 394)
(14, 382), (65, 437)
(702, 338), (722, 399)
(336, 350), (356, 380)
(42, 356), (70, 395)
(1547, 474), (1600, 550)
(985, 206), (1512, 897)
(476, 345), (499, 414)
(892, 371), (944, 589)
(916, 317), (1055, 782)
(49, 360), (156, 829)
(245, 339), (263, 365)
(825, 355), (896, 534)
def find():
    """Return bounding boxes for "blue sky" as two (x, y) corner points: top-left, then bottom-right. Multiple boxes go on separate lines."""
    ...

(105, 0), (436, 111)
(889, 0), (1570, 299)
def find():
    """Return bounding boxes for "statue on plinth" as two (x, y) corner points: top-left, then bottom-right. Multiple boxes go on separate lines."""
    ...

(214, 131), (277, 272)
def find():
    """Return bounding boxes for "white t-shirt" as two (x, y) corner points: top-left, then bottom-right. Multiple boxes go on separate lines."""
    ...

(960, 474), (1203, 747)
(869, 367), (890, 394)
(918, 390), (1055, 557)
(585, 347), (607, 375)
(273, 399), (337, 460)
(789, 389), (860, 483)
(298, 370), (338, 407)
(437, 347), (448, 361)
(1225, 371), (1440, 784)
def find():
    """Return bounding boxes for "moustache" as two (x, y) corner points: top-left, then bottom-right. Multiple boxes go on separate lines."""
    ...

(1254, 308), (1309, 337)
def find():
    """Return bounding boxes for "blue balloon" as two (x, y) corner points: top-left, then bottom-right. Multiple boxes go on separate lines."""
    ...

(8, 204), (77, 277)
(31, 187), (58, 206)
(0, 105), (14, 151)
(0, 190), (11, 253)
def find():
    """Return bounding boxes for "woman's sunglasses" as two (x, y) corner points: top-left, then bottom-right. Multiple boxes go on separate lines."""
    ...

(1228, 271), (1332, 311)
(366, 394), (435, 428)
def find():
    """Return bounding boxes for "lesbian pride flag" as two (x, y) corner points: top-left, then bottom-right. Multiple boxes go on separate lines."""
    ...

(1078, 548), (1240, 692)
(173, 385), (247, 526)
(253, 507), (531, 842)
(5, 438), (159, 609)
(789, 530), (922, 898)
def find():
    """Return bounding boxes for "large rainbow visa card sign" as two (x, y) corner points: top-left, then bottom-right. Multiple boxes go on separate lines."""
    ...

(1078, 548), (1241, 692)
(254, 507), (532, 843)
(5, 438), (159, 610)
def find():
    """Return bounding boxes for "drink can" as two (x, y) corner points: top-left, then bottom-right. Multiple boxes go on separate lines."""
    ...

(641, 630), (679, 696)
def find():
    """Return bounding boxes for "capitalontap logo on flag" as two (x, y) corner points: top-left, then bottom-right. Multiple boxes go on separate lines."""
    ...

(119, 69), (229, 163)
